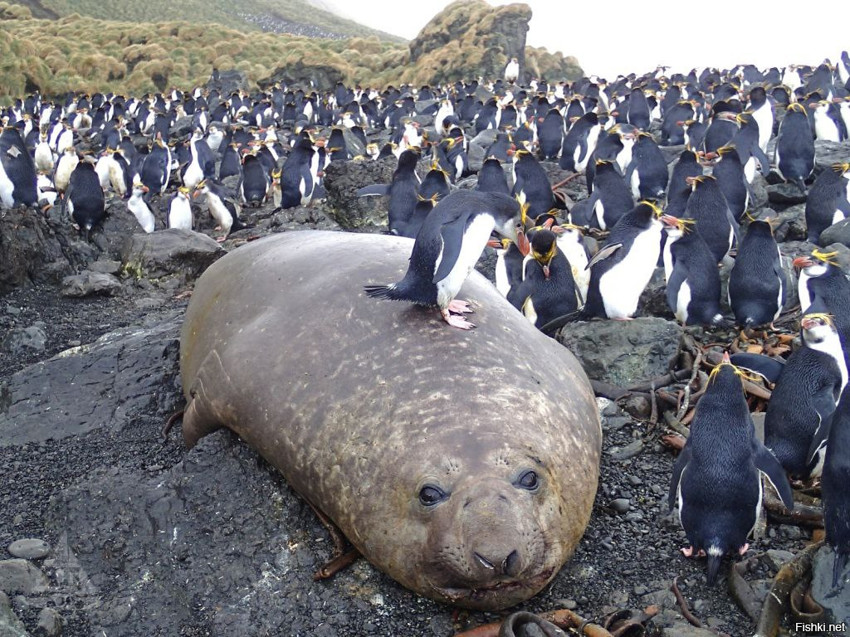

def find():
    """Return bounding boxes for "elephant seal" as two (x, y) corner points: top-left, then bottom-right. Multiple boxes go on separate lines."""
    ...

(180, 230), (601, 610)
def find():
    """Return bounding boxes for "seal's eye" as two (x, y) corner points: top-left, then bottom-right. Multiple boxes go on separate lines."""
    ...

(419, 485), (447, 507)
(514, 470), (539, 491)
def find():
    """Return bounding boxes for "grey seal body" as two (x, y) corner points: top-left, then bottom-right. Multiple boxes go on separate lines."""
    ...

(180, 230), (601, 610)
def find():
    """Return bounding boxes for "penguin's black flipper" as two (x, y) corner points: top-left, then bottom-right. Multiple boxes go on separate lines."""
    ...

(837, 197), (850, 218)
(432, 210), (475, 283)
(313, 184), (327, 199)
(728, 352), (785, 384)
(585, 242), (622, 270)
(665, 264), (688, 314)
(752, 145), (771, 175)
(752, 439), (794, 510)
(539, 308), (584, 336)
(805, 386), (839, 470)
(667, 446), (692, 513)
(356, 184), (391, 197)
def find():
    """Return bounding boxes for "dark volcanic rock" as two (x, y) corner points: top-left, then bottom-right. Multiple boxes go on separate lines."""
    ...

(819, 218), (850, 248)
(120, 229), (225, 280)
(811, 545), (850, 635)
(260, 61), (345, 92)
(0, 591), (27, 637)
(815, 140), (850, 173)
(0, 316), (181, 447)
(556, 317), (682, 387)
(323, 156), (396, 231)
(205, 69), (251, 96)
(767, 182), (808, 205)
(61, 271), (123, 298)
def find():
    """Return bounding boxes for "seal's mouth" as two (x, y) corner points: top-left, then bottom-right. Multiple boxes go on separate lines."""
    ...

(431, 566), (556, 604)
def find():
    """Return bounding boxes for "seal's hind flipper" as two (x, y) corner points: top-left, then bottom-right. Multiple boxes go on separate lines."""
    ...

(181, 349), (232, 448)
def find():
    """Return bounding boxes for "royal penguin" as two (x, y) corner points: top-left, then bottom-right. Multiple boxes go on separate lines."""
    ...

(279, 137), (317, 209)
(194, 179), (247, 241)
(493, 236), (526, 301)
(510, 227), (580, 330)
(504, 57), (519, 84)
(168, 186), (193, 230)
(552, 222), (591, 304)
(659, 100), (696, 146)
(728, 218), (785, 328)
(665, 150), (703, 218)
(730, 112), (771, 184)
(668, 354), (794, 585)
(811, 100), (846, 142)
(218, 142), (242, 182)
(364, 190), (523, 329)
(239, 151), (270, 207)
(382, 148), (421, 235)
(511, 149), (555, 221)
(703, 102), (741, 154)
(822, 389), (850, 590)
(661, 215), (725, 326)
(711, 144), (750, 223)
(64, 159), (105, 241)
(559, 112), (601, 173)
(401, 164), (452, 239)
(746, 87), (774, 153)
(764, 313), (848, 479)
(804, 163), (850, 243)
(583, 201), (663, 319)
(127, 179), (155, 233)
(624, 131), (668, 201)
(33, 128), (56, 174)
(776, 103), (814, 194)
(587, 159), (634, 230)
(537, 108), (564, 161)
(0, 125), (37, 208)
(684, 175), (738, 264)
(140, 136), (172, 195)
(476, 157), (510, 195)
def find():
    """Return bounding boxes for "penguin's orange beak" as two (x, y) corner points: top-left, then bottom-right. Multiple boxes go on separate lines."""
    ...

(486, 239), (502, 249)
(792, 256), (813, 269)
(192, 190), (201, 199)
(516, 229), (530, 256)
(543, 264), (550, 280)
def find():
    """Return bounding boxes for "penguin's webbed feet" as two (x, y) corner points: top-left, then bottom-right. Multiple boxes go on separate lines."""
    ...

(447, 299), (474, 315)
(681, 546), (707, 558)
(441, 308), (476, 330)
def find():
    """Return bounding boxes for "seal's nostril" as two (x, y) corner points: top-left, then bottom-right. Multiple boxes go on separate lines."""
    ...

(503, 550), (520, 577)
(474, 552), (495, 570)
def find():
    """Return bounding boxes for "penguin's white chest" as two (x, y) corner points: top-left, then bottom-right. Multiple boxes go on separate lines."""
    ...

(675, 279), (692, 324)
(599, 223), (661, 319)
(0, 163), (15, 208)
(169, 197), (193, 230)
(435, 213), (494, 309)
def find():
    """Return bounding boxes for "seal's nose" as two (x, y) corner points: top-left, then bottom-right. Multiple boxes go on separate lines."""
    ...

(473, 548), (521, 577)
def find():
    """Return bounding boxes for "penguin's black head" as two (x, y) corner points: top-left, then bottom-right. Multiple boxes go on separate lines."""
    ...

(528, 228), (558, 278)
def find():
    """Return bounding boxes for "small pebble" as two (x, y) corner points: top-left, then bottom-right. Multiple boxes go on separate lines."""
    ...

(609, 498), (630, 514)
(36, 607), (62, 637)
(8, 539), (50, 560)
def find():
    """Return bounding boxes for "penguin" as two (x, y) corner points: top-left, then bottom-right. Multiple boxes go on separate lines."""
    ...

(583, 201), (663, 319)
(776, 103), (814, 194)
(728, 218), (785, 328)
(476, 157), (510, 195)
(559, 111), (601, 173)
(683, 119), (708, 152)
(804, 163), (850, 243)
(493, 236), (526, 300)
(624, 132), (668, 201)
(511, 149), (555, 220)
(703, 102), (741, 154)
(485, 132), (514, 163)
(169, 186), (193, 230)
(661, 215), (725, 326)
(665, 150), (703, 218)
(33, 128), (56, 174)
(218, 142), (242, 182)
(659, 100), (695, 146)
(684, 175), (738, 264)
(711, 145), (750, 223)
(586, 159), (635, 230)
(765, 313), (847, 479)
(279, 137), (318, 209)
(194, 179), (247, 241)
(626, 87), (651, 130)
(399, 164), (451, 239)
(510, 227), (580, 329)
(504, 57), (519, 84)
(668, 354), (794, 586)
(64, 159), (105, 241)
(552, 222), (591, 304)
(382, 149), (420, 235)
(0, 125), (37, 208)
(537, 108), (564, 161)
(127, 180), (155, 233)
(182, 129), (215, 190)
(746, 87), (773, 153)
(364, 190), (523, 329)
(812, 100), (847, 142)
(240, 151), (270, 207)
(822, 389), (850, 590)
(140, 137), (171, 196)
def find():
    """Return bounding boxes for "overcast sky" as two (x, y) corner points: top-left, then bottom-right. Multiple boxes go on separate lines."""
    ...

(312, 0), (849, 79)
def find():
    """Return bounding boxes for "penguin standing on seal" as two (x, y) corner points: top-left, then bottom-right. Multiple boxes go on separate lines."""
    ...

(668, 354), (794, 586)
(764, 313), (848, 479)
(805, 163), (850, 243)
(365, 190), (523, 329)
(728, 218), (785, 328)
(661, 215), (725, 326)
(822, 390), (850, 590)
(776, 103), (815, 194)
(510, 227), (580, 329)
(583, 201), (663, 320)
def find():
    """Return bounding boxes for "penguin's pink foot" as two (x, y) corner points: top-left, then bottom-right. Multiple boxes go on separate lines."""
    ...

(441, 308), (476, 330)
(738, 543), (749, 556)
(681, 546), (694, 557)
(447, 299), (473, 314)
(216, 236), (227, 243)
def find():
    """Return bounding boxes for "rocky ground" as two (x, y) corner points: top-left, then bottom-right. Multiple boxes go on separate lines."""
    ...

(2, 141), (850, 637)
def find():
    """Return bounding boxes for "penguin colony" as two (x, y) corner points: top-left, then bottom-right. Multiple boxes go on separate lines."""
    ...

(4, 52), (850, 596)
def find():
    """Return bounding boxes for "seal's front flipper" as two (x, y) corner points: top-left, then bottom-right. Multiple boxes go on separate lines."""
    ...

(303, 497), (363, 579)
(314, 549), (362, 580)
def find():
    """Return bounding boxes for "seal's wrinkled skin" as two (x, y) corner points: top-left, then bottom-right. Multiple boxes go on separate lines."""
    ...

(180, 231), (601, 610)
